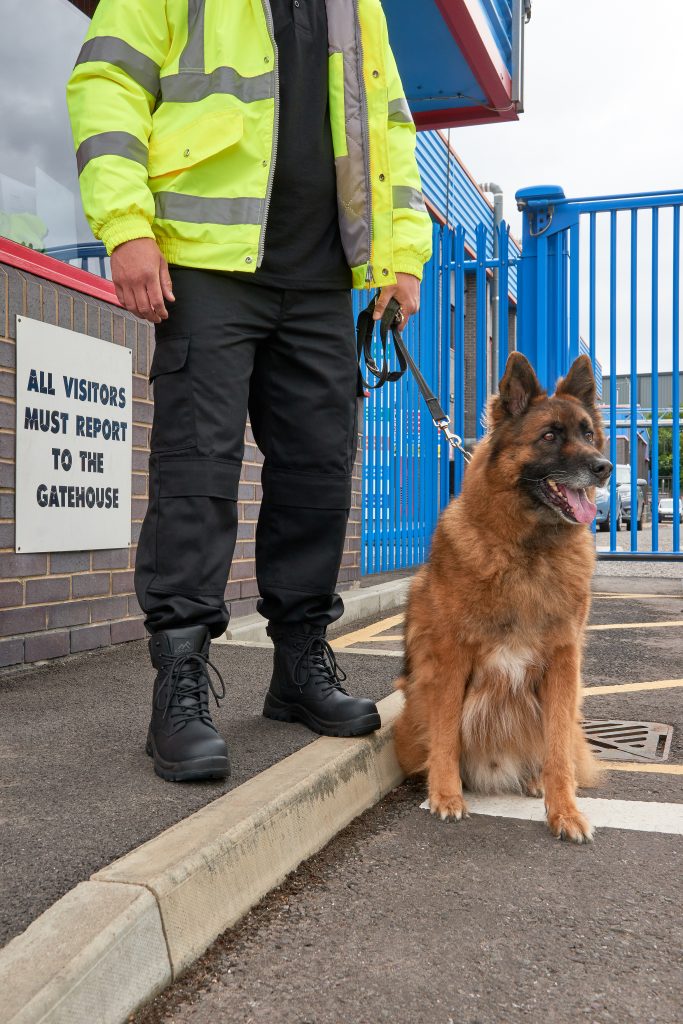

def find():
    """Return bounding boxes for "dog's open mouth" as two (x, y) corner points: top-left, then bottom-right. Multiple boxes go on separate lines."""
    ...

(540, 479), (596, 524)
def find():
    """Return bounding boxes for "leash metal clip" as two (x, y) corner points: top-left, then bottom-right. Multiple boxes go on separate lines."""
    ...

(436, 417), (472, 464)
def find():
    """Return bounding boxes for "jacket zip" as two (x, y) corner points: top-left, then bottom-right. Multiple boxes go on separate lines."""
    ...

(353, 0), (374, 284)
(257, 0), (280, 268)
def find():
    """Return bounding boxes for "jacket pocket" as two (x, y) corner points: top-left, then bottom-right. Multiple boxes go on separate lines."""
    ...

(148, 109), (243, 178)
(328, 51), (348, 159)
(149, 335), (195, 451)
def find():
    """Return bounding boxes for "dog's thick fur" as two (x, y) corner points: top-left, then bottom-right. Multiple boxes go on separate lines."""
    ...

(394, 353), (609, 842)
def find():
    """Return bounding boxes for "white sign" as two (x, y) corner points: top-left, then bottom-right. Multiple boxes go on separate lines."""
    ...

(15, 316), (133, 553)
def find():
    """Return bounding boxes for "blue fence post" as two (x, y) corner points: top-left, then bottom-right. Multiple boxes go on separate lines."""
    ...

(498, 221), (510, 381)
(629, 209), (639, 552)
(609, 210), (618, 553)
(437, 223), (450, 515)
(515, 186), (567, 386)
(673, 206), (681, 553)
(568, 221), (580, 365)
(651, 208), (660, 551)
(475, 223), (488, 438)
(454, 226), (466, 496)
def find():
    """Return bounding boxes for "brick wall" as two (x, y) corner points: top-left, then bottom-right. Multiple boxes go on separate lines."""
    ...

(0, 263), (362, 668)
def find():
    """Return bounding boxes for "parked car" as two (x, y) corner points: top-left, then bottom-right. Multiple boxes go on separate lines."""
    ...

(595, 485), (623, 531)
(615, 464), (646, 530)
(658, 497), (683, 524)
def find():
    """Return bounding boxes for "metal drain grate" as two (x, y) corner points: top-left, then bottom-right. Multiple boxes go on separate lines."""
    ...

(582, 719), (673, 762)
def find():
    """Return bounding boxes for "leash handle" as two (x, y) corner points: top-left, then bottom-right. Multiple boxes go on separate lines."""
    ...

(356, 296), (471, 463)
(356, 294), (406, 390)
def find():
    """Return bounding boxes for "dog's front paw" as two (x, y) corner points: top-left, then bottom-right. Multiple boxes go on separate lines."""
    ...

(428, 790), (469, 822)
(546, 805), (593, 844)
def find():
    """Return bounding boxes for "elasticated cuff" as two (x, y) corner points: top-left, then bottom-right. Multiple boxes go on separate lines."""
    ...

(100, 214), (155, 256)
(393, 250), (425, 281)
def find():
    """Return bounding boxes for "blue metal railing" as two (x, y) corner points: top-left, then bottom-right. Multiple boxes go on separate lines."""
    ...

(358, 223), (448, 574)
(43, 242), (110, 278)
(516, 185), (682, 560)
(359, 219), (520, 574)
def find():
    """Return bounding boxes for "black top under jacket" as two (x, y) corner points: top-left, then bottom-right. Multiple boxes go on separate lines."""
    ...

(231, 0), (352, 290)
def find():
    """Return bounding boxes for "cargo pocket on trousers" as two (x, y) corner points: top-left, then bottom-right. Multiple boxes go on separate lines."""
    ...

(149, 335), (195, 452)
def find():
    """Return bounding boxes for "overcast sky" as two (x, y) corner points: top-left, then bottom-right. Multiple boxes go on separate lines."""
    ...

(454, 0), (683, 231)
(451, 0), (683, 376)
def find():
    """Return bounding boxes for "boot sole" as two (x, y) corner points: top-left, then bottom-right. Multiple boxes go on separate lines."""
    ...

(146, 734), (231, 783)
(262, 693), (381, 738)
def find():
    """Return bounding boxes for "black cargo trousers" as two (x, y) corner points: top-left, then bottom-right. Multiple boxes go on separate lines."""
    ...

(134, 268), (359, 639)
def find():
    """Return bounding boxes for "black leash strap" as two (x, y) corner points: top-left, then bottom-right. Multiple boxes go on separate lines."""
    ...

(356, 295), (471, 462)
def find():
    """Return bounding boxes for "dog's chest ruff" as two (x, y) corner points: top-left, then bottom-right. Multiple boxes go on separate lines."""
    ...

(483, 644), (538, 691)
(462, 642), (543, 747)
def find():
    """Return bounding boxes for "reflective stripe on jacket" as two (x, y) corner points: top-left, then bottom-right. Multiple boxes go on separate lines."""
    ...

(67, 0), (432, 288)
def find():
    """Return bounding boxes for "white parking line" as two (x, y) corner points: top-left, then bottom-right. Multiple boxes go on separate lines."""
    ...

(421, 795), (683, 835)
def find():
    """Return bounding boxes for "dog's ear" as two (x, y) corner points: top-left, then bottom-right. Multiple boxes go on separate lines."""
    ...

(493, 352), (544, 422)
(555, 355), (597, 409)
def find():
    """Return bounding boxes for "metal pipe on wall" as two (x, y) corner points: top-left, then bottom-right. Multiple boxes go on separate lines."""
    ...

(479, 182), (504, 388)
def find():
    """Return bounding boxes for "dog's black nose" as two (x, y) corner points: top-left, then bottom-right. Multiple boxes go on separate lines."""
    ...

(591, 458), (612, 481)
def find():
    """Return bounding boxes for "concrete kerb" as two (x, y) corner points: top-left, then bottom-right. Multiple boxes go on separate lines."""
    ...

(217, 577), (412, 645)
(1, 691), (407, 1024)
(1, 881), (170, 1024)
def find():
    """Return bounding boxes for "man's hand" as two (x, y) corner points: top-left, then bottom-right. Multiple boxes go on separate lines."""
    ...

(373, 272), (420, 332)
(111, 238), (175, 323)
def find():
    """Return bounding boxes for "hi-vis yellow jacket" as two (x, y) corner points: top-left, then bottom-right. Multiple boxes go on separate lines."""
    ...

(67, 0), (432, 289)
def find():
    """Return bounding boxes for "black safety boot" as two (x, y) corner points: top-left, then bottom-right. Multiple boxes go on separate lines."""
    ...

(146, 625), (230, 782)
(263, 624), (381, 737)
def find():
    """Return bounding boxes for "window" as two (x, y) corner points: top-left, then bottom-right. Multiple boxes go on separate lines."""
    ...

(0, 0), (109, 277)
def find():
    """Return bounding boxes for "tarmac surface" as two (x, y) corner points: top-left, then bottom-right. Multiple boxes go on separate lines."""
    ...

(129, 572), (683, 1024)
(131, 784), (682, 1024)
(2, 567), (682, 1024)
(0, 613), (393, 945)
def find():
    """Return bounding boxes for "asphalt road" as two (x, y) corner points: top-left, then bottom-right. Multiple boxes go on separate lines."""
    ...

(0, 616), (394, 944)
(131, 783), (682, 1024)
(131, 579), (683, 1024)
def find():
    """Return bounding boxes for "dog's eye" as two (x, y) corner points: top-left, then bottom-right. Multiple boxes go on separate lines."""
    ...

(585, 431), (594, 443)
(542, 431), (555, 442)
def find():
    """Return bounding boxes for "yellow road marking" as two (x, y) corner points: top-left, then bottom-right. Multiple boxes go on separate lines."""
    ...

(356, 634), (404, 642)
(331, 613), (404, 650)
(584, 678), (683, 696)
(587, 619), (683, 631)
(603, 762), (683, 775)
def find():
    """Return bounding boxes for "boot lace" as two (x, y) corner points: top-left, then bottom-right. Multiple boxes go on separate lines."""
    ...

(156, 651), (227, 733)
(293, 634), (348, 695)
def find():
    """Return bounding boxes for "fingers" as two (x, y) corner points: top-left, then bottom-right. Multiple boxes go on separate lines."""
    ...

(373, 286), (397, 321)
(397, 295), (420, 332)
(146, 273), (169, 322)
(160, 258), (175, 304)
(373, 275), (421, 331)
(132, 283), (160, 323)
(111, 238), (171, 323)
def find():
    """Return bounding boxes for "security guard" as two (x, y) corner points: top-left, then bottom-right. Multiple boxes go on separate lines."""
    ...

(67, 0), (432, 782)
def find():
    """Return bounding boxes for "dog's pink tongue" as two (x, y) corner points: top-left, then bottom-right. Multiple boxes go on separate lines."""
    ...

(559, 485), (597, 524)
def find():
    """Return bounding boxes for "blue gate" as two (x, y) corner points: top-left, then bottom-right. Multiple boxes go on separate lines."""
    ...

(357, 223), (449, 575)
(360, 219), (519, 573)
(516, 186), (682, 561)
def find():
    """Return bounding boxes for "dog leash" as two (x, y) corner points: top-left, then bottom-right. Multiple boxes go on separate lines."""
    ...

(356, 295), (471, 463)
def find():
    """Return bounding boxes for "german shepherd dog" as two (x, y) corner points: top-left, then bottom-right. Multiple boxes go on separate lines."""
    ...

(394, 353), (611, 843)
